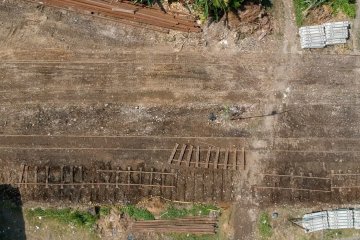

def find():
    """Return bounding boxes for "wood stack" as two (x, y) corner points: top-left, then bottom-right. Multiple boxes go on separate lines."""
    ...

(132, 216), (218, 234)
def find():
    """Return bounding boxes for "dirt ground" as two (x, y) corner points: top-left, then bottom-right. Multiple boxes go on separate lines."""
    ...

(0, 0), (360, 239)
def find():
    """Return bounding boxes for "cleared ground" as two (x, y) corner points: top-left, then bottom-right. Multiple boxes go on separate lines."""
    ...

(0, 0), (360, 239)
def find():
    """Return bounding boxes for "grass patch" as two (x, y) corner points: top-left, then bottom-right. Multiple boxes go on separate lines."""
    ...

(294, 0), (307, 26)
(332, 0), (356, 18)
(258, 212), (272, 239)
(99, 206), (111, 217)
(26, 207), (97, 230)
(121, 205), (155, 220)
(161, 204), (219, 219)
(294, 0), (356, 26)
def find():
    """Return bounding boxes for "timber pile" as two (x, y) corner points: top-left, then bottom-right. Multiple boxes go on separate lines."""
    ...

(28, 0), (201, 33)
(132, 216), (218, 234)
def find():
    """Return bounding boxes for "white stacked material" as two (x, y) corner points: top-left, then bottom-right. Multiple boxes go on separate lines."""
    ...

(299, 208), (360, 232)
(354, 209), (360, 229)
(299, 25), (326, 48)
(299, 21), (350, 48)
(302, 211), (329, 232)
(328, 209), (353, 229)
(324, 21), (350, 45)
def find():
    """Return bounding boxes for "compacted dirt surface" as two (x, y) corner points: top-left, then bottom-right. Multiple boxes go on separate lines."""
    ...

(0, 0), (360, 239)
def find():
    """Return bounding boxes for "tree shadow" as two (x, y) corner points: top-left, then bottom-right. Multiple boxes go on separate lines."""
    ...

(0, 185), (26, 240)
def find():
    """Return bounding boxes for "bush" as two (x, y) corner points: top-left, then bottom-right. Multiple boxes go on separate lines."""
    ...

(193, 0), (244, 21)
(121, 205), (155, 220)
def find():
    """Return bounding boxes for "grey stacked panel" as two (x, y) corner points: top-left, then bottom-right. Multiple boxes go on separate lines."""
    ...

(328, 209), (353, 229)
(302, 211), (329, 232)
(300, 208), (360, 232)
(299, 21), (350, 49)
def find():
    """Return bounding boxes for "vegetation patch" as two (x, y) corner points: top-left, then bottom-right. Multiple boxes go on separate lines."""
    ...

(26, 207), (97, 230)
(258, 212), (272, 239)
(121, 205), (155, 220)
(99, 206), (111, 217)
(161, 204), (219, 219)
(294, 0), (356, 26)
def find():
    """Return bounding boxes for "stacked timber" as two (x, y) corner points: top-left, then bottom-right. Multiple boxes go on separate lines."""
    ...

(29, 0), (201, 33)
(132, 217), (218, 234)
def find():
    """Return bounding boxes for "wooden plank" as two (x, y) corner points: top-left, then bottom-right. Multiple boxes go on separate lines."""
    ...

(214, 148), (220, 169)
(242, 147), (245, 171)
(168, 143), (179, 164)
(177, 144), (187, 166)
(45, 166), (49, 189)
(116, 167), (119, 188)
(232, 149), (237, 170)
(186, 145), (193, 167)
(205, 147), (212, 168)
(34, 166), (38, 184)
(19, 164), (25, 184)
(79, 166), (84, 189)
(195, 146), (200, 168)
(224, 149), (229, 170)
(139, 167), (143, 185)
(24, 166), (29, 189)
(60, 166), (64, 189)
(127, 166), (131, 191)
(70, 166), (74, 189)
(150, 168), (154, 185)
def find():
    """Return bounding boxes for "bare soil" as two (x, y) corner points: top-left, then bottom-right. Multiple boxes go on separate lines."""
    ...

(0, 0), (360, 239)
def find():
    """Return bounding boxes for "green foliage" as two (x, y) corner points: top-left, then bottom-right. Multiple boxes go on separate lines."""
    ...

(99, 206), (111, 217)
(161, 204), (219, 219)
(294, 0), (307, 26)
(193, 0), (244, 21)
(294, 0), (356, 26)
(121, 205), (155, 220)
(26, 208), (97, 229)
(258, 212), (272, 239)
(331, 0), (356, 18)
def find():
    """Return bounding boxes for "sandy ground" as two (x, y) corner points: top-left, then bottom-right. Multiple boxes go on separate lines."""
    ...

(0, 0), (360, 239)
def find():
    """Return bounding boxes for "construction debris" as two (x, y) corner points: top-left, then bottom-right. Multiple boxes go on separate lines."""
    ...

(299, 21), (350, 49)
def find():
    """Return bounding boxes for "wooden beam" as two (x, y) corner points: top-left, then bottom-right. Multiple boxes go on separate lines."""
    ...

(205, 147), (211, 168)
(45, 166), (49, 189)
(233, 149), (237, 170)
(168, 143), (179, 164)
(214, 148), (220, 169)
(186, 145), (193, 167)
(224, 149), (229, 170)
(177, 144), (187, 166)
(195, 146), (200, 168)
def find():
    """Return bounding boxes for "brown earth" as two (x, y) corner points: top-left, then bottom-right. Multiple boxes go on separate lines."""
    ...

(0, 0), (360, 239)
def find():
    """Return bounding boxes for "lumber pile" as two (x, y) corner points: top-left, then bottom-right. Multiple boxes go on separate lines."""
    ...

(132, 216), (218, 234)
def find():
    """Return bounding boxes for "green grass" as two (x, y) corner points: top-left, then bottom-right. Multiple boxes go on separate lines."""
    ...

(294, 0), (356, 26)
(26, 208), (97, 230)
(99, 206), (111, 217)
(258, 212), (272, 239)
(121, 205), (155, 220)
(161, 204), (219, 219)
(332, 0), (356, 18)
(294, 0), (307, 26)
